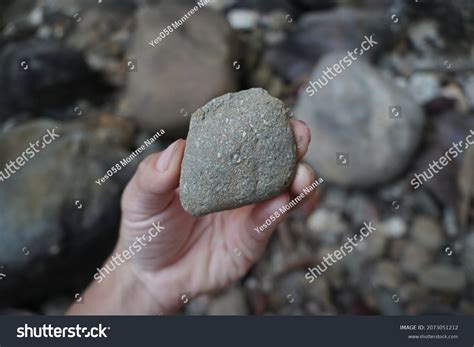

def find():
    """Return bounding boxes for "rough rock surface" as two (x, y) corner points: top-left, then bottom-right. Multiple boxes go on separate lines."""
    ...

(180, 88), (296, 216)
(296, 53), (425, 187)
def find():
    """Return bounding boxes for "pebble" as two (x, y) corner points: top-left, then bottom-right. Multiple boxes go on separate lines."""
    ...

(227, 9), (260, 30)
(420, 265), (467, 293)
(296, 53), (425, 187)
(380, 217), (407, 238)
(462, 233), (474, 282)
(400, 244), (431, 276)
(208, 287), (248, 315)
(411, 216), (443, 251)
(180, 88), (297, 216)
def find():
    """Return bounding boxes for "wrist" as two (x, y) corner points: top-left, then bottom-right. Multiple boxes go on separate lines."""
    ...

(67, 255), (167, 315)
(129, 265), (189, 314)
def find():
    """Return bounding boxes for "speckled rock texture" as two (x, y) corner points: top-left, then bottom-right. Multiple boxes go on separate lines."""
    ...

(180, 88), (297, 216)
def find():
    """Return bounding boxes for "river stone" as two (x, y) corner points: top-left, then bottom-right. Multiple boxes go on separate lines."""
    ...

(420, 265), (467, 293)
(295, 52), (425, 187)
(0, 116), (136, 306)
(120, 3), (237, 137)
(180, 88), (297, 216)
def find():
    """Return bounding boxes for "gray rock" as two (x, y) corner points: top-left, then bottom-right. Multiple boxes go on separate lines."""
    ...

(63, 0), (137, 86)
(296, 53), (425, 187)
(0, 39), (108, 123)
(376, 291), (402, 315)
(400, 244), (431, 276)
(380, 217), (407, 238)
(323, 187), (348, 211)
(265, 7), (391, 82)
(227, 9), (259, 30)
(399, 282), (429, 304)
(460, 300), (474, 315)
(208, 287), (248, 315)
(365, 232), (387, 259)
(180, 88), (297, 216)
(0, 118), (136, 306)
(462, 232), (474, 282)
(408, 73), (441, 104)
(307, 208), (348, 244)
(370, 261), (402, 290)
(407, 20), (444, 55)
(303, 276), (335, 313)
(344, 193), (378, 226)
(462, 75), (474, 110)
(420, 265), (467, 293)
(120, 3), (237, 136)
(388, 239), (406, 260)
(411, 216), (443, 251)
(270, 271), (304, 308)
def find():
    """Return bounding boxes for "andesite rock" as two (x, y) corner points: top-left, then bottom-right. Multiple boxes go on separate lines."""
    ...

(180, 88), (297, 216)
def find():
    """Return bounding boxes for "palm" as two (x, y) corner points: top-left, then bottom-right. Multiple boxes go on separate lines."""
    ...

(121, 190), (262, 296)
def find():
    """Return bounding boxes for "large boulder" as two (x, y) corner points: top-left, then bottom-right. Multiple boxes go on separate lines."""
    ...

(0, 39), (109, 123)
(265, 7), (392, 82)
(295, 53), (425, 187)
(120, 3), (238, 136)
(0, 117), (136, 306)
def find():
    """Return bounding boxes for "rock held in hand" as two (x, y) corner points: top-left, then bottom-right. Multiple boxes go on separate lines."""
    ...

(180, 88), (297, 216)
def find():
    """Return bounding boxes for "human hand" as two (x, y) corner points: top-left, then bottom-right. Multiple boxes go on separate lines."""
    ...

(68, 119), (318, 315)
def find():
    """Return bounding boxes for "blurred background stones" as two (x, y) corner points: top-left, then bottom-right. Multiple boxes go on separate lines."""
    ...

(119, 3), (238, 137)
(296, 53), (425, 187)
(0, 0), (473, 315)
(0, 116), (136, 307)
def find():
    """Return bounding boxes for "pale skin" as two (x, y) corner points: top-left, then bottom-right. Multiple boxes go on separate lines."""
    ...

(67, 119), (318, 315)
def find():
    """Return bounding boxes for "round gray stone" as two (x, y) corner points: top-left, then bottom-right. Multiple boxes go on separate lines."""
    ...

(420, 265), (467, 293)
(295, 53), (425, 187)
(180, 88), (297, 216)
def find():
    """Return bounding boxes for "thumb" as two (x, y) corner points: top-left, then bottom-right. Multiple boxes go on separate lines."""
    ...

(121, 139), (185, 219)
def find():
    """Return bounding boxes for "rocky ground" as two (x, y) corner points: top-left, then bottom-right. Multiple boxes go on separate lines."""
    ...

(0, 0), (473, 315)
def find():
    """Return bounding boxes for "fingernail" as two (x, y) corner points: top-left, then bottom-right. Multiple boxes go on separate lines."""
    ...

(156, 140), (179, 172)
(298, 120), (308, 127)
(302, 162), (313, 172)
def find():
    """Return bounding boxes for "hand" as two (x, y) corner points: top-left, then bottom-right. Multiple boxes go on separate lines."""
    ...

(67, 119), (318, 315)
